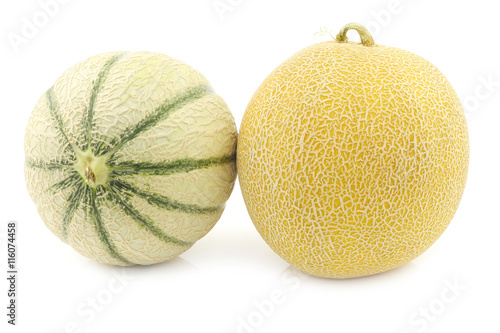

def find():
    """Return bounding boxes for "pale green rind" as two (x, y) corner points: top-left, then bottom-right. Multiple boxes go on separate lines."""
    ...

(109, 154), (236, 176)
(109, 178), (222, 215)
(25, 51), (238, 265)
(83, 53), (128, 151)
(100, 84), (214, 158)
(88, 186), (134, 265)
(60, 182), (86, 241)
(107, 183), (194, 247)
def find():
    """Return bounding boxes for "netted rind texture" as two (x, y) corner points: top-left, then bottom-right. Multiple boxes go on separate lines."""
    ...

(237, 41), (469, 278)
(25, 51), (237, 265)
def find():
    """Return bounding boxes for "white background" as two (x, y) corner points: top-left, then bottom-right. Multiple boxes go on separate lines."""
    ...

(1, 0), (499, 332)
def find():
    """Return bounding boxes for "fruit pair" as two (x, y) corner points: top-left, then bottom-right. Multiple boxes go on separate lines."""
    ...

(25, 23), (469, 278)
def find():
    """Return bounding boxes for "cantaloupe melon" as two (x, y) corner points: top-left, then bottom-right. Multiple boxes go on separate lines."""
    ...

(237, 23), (469, 278)
(25, 51), (237, 265)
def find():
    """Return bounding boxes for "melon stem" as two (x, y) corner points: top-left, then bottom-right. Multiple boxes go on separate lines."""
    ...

(73, 149), (109, 187)
(335, 23), (376, 47)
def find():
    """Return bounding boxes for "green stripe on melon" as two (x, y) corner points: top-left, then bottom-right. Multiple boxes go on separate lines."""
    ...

(24, 51), (237, 265)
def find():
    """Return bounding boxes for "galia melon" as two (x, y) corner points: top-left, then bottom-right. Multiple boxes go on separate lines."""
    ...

(238, 23), (469, 278)
(25, 51), (237, 265)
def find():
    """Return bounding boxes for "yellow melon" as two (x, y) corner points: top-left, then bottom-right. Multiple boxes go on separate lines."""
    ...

(237, 23), (469, 278)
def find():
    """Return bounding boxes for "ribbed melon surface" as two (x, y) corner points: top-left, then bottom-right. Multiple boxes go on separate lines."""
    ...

(25, 51), (237, 265)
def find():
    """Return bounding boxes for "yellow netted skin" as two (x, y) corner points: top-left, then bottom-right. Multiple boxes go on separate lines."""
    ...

(237, 23), (469, 278)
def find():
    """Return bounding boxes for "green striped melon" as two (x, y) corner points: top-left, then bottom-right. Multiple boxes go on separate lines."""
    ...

(25, 51), (237, 265)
